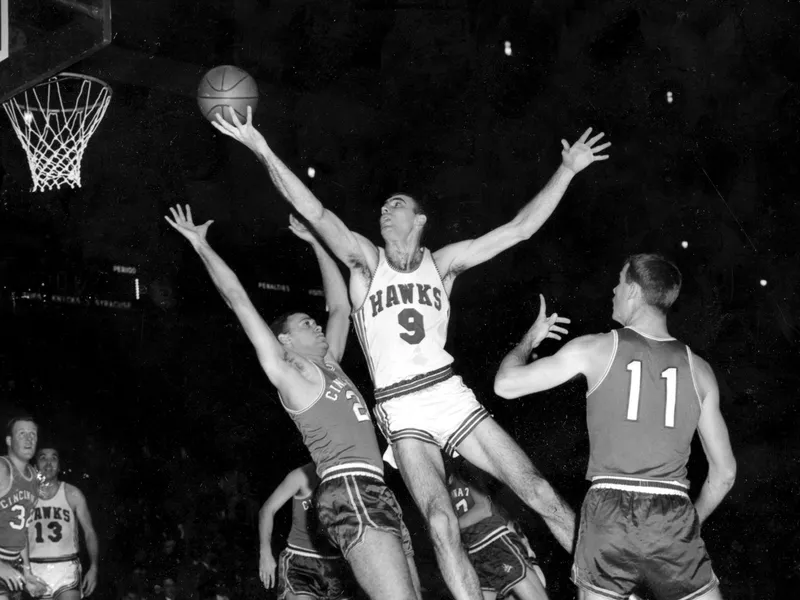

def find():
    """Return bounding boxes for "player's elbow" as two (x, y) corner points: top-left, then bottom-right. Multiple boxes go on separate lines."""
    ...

(720, 459), (737, 489)
(711, 457), (737, 491)
(493, 375), (520, 399)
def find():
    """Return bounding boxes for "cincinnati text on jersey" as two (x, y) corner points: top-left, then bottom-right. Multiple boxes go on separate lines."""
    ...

(0, 490), (37, 510)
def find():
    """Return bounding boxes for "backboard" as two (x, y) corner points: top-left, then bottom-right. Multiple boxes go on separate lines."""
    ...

(0, 0), (111, 104)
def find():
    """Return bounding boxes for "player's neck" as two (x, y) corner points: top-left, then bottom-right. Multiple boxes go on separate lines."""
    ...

(626, 309), (670, 338)
(6, 454), (29, 474)
(39, 478), (60, 497)
(384, 240), (423, 271)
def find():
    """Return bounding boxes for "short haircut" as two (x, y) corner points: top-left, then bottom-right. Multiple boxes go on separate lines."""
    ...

(6, 415), (37, 438)
(269, 312), (296, 337)
(624, 253), (682, 312)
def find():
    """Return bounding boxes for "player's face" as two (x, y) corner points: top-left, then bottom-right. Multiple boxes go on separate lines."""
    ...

(36, 448), (60, 480)
(6, 420), (38, 462)
(284, 313), (328, 356)
(379, 194), (423, 241)
(612, 264), (633, 325)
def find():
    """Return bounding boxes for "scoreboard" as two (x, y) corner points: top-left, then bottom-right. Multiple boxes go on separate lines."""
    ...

(1, 259), (143, 312)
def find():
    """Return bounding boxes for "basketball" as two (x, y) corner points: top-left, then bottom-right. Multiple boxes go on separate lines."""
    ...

(197, 65), (259, 125)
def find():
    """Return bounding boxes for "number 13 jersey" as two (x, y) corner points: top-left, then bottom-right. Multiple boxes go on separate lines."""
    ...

(586, 327), (703, 486)
(29, 482), (79, 561)
(353, 248), (453, 389)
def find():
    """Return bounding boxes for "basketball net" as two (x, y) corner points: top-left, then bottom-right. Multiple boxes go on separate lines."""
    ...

(2, 72), (112, 192)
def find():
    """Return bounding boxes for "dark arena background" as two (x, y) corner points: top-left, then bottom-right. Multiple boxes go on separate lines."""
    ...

(1, 1), (798, 599)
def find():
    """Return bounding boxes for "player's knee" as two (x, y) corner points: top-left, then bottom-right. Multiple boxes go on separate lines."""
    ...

(425, 501), (460, 548)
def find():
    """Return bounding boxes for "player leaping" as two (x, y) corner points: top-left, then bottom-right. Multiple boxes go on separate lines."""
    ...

(165, 206), (420, 600)
(213, 109), (609, 600)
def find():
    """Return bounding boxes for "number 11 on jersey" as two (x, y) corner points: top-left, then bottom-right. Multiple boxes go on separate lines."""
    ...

(626, 361), (677, 428)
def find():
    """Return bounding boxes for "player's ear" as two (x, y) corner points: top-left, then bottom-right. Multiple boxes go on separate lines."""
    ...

(628, 282), (642, 300)
(4, 436), (9, 448)
(414, 213), (427, 229)
(277, 332), (292, 346)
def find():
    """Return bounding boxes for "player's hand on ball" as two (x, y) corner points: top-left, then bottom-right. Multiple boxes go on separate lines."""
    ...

(211, 106), (268, 153)
(525, 294), (571, 351)
(259, 551), (277, 589)
(24, 572), (49, 597)
(164, 204), (214, 244)
(288, 214), (318, 245)
(561, 127), (611, 174)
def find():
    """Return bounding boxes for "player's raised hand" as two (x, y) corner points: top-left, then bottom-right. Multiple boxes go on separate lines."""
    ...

(561, 127), (611, 174)
(212, 106), (269, 153)
(524, 294), (571, 351)
(259, 551), (277, 589)
(288, 213), (319, 245)
(164, 204), (214, 244)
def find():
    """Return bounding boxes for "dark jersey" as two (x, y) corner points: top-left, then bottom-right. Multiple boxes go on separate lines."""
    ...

(287, 493), (336, 556)
(446, 471), (494, 524)
(586, 327), (703, 485)
(0, 457), (39, 558)
(281, 361), (383, 479)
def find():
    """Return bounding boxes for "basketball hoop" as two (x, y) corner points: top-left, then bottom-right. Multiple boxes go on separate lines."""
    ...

(2, 72), (112, 192)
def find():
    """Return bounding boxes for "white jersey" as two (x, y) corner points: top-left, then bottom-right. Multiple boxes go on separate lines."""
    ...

(353, 247), (453, 389)
(29, 482), (80, 561)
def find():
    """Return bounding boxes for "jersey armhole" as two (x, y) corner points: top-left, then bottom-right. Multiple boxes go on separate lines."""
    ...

(351, 248), (382, 315)
(429, 248), (451, 300)
(278, 362), (327, 415)
(686, 346), (704, 409)
(587, 331), (618, 397)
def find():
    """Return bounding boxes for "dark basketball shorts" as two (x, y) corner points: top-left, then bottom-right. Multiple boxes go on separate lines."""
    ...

(373, 368), (491, 467)
(461, 515), (545, 597)
(276, 549), (355, 600)
(572, 478), (719, 600)
(316, 464), (414, 559)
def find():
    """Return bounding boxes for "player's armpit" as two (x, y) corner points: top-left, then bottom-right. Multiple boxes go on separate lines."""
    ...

(307, 209), (378, 276)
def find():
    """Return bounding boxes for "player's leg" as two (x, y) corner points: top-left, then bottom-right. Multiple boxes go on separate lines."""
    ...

(54, 590), (81, 600)
(455, 418), (576, 552)
(345, 528), (416, 600)
(393, 438), (483, 600)
(405, 553), (422, 600)
(506, 569), (549, 600)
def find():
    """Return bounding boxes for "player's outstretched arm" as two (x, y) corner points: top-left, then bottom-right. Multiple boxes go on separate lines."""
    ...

(288, 215), (350, 363)
(434, 128), (610, 279)
(67, 484), (99, 596)
(258, 464), (313, 590)
(692, 357), (737, 525)
(165, 204), (295, 388)
(494, 295), (579, 398)
(212, 108), (377, 274)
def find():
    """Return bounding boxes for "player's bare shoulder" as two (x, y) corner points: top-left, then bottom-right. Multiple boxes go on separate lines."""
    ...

(573, 331), (617, 385)
(687, 349), (718, 401)
(64, 482), (86, 504)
